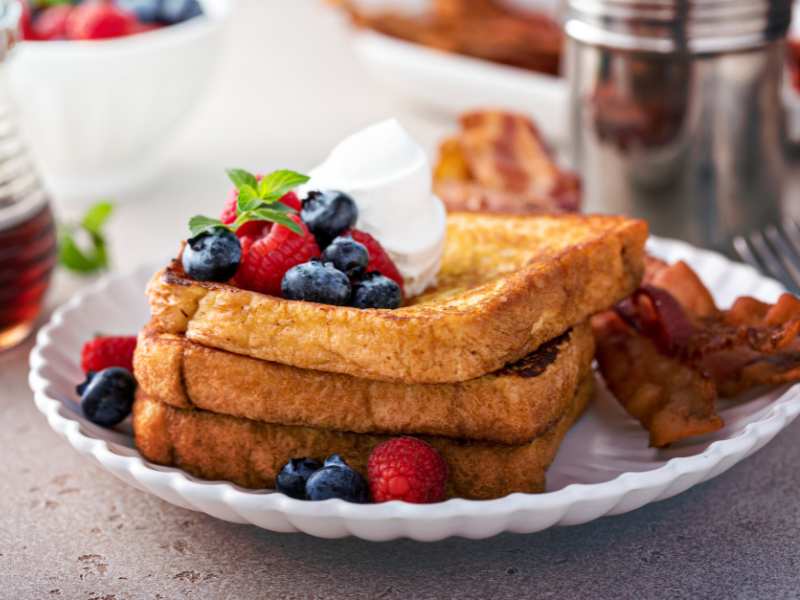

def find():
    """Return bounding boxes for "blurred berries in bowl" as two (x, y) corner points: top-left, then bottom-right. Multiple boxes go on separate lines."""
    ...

(8, 0), (231, 208)
(21, 0), (204, 42)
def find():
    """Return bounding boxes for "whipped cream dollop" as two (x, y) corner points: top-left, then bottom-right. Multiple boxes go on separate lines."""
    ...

(308, 119), (446, 297)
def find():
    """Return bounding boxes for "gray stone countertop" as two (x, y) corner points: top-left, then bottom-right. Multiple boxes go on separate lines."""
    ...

(4, 336), (800, 599)
(3, 1), (800, 598)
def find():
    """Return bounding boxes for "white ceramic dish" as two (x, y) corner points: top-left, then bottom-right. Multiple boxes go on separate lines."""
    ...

(8, 0), (232, 209)
(351, 30), (569, 146)
(29, 238), (800, 541)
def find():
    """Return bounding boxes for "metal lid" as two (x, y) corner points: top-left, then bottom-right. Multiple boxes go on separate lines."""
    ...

(566, 0), (792, 54)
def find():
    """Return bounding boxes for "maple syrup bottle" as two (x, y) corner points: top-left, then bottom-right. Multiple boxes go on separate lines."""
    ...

(0, 2), (56, 351)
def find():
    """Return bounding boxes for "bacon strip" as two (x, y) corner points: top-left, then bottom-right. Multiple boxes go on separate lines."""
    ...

(333, 0), (563, 75)
(593, 312), (722, 448)
(433, 111), (581, 214)
(595, 257), (800, 446)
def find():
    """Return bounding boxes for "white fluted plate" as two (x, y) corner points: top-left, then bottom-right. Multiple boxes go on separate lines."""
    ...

(29, 237), (800, 541)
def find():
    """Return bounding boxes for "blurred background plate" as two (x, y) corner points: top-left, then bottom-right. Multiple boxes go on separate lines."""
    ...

(346, 0), (568, 145)
(351, 30), (568, 145)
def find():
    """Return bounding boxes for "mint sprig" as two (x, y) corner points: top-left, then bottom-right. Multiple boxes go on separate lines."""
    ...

(188, 168), (309, 238)
(58, 201), (114, 275)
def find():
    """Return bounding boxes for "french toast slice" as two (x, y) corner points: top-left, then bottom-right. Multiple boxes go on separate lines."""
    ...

(147, 212), (646, 383)
(133, 322), (594, 445)
(132, 376), (593, 500)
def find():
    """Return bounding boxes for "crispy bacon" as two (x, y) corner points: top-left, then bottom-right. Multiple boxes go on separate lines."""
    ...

(595, 257), (800, 446)
(333, 0), (563, 75)
(433, 111), (581, 214)
(593, 312), (722, 448)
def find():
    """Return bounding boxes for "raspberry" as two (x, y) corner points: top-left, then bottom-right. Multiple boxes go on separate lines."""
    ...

(277, 191), (302, 211)
(235, 216), (320, 297)
(220, 187), (239, 225)
(81, 336), (137, 374)
(348, 230), (404, 294)
(66, 2), (136, 40)
(221, 187), (302, 238)
(19, 1), (35, 41)
(367, 437), (448, 503)
(31, 4), (72, 40)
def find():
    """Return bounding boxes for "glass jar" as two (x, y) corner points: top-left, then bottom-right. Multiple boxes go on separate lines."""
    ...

(0, 0), (56, 351)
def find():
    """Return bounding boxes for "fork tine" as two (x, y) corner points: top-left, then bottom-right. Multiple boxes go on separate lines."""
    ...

(764, 225), (800, 290)
(733, 235), (762, 271)
(781, 218), (800, 256)
(749, 230), (799, 291)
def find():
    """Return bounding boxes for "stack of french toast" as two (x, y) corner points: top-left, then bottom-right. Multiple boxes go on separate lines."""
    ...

(132, 211), (647, 500)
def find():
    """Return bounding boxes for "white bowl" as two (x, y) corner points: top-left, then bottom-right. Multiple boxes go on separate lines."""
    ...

(7, 0), (232, 209)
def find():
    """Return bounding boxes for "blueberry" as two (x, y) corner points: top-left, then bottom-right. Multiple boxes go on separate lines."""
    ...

(300, 190), (358, 248)
(182, 228), (241, 283)
(324, 454), (348, 468)
(281, 260), (351, 305)
(276, 458), (322, 500)
(115, 0), (161, 22)
(158, 0), (203, 24)
(75, 371), (96, 397)
(351, 272), (402, 309)
(320, 237), (368, 279)
(79, 367), (137, 428)
(305, 464), (369, 503)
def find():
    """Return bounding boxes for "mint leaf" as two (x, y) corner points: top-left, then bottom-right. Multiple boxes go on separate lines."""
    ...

(58, 201), (114, 275)
(58, 227), (108, 274)
(188, 215), (226, 238)
(81, 201), (113, 234)
(226, 168), (258, 191)
(258, 169), (310, 202)
(249, 208), (303, 234)
(186, 168), (307, 241)
(237, 185), (261, 213)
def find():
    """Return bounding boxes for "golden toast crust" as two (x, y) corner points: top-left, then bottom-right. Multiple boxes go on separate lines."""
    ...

(147, 213), (646, 383)
(133, 323), (594, 445)
(132, 377), (594, 500)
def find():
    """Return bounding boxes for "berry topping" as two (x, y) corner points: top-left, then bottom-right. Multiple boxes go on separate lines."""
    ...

(66, 2), (137, 40)
(276, 458), (322, 500)
(277, 191), (302, 212)
(77, 367), (137, 428)
(235, 217), (320, 296)
(182, 228), (242, 282)
(81, 335), (137, 374)
(32, 5), (72, 41)
(189, 168), (308, 240)
(301, 190), (359, 248)
(367, 437), (448, 503)
(221, 180), (302, 238)
(323, 454), (348, 468)
(347, 229), (404, 293)
(351, 272), (402, 310)
(281, 260), (352, 306)
(305, 458), (369, 503)
(321, 236), (369, 279)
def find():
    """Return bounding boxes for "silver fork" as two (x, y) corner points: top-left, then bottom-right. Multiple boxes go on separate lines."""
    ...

(733, 219), (800, 294)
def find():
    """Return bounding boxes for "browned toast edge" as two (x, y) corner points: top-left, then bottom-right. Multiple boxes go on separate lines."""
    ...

(132, 375), (594, 500)
(133, 322), (594, 445)
(146, 213), (647, 383)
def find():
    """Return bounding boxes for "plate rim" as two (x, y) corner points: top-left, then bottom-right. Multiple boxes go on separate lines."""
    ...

(27, 237), (800, 538)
